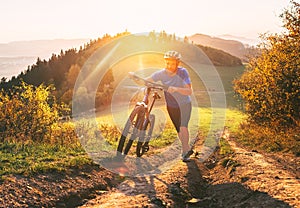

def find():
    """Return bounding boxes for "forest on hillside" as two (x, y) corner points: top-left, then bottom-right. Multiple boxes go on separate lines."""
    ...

(0, 31), (242, 111)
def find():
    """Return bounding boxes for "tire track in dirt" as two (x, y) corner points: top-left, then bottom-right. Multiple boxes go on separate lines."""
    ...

(220, 138), (300, 208)
(80, 137), (298, 208)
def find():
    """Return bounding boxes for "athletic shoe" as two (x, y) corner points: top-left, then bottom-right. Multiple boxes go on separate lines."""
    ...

(182, 149), (194, 162)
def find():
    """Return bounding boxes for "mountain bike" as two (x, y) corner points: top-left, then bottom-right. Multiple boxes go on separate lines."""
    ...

(116, 72), (168, 158)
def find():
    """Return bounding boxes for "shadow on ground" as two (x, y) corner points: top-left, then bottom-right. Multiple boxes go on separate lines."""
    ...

(184, 160), (291, 208)
(107, 159), (291, 208)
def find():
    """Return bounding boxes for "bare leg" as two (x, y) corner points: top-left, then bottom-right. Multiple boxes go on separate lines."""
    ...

(178, 126), (190, 154)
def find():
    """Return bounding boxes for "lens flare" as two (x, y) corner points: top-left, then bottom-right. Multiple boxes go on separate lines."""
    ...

(72, 32), (226, 176)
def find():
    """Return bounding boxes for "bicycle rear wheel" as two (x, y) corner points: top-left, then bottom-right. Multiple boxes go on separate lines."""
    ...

(116, 105), (145, 157)
(136, 114), (155, 157)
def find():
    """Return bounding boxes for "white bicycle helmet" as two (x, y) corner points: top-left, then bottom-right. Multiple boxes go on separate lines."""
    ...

(164, 50), (181, 60)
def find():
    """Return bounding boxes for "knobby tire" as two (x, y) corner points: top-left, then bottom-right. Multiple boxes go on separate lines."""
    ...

(116, 105), (145, 156)
(136, 114), (155, 157)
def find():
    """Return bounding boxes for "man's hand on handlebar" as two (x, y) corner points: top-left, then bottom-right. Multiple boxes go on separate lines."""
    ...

(128, 72), (169, 91)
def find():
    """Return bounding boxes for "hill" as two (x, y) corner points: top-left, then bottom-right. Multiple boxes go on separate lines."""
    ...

(217, 34), (259, 46)
(189, 33), (249, 61)
(0, 32), (243, 109)
(0, 34), (245, 79)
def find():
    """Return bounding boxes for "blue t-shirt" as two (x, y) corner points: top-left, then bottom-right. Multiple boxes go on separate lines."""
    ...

(151, 67), (191, 107)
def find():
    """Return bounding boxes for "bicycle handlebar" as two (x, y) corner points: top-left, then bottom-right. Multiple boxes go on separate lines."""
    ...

(128, 72), (169, 91)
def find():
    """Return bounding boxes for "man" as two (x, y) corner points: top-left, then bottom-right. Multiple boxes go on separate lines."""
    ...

(148, 51), (194, 162)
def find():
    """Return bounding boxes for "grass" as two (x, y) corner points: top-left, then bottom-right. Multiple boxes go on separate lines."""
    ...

(1, 64), (248, 177)
(0, 142), (91, 178)
(0, 109), (246, 178)
(3, 59), (298, 183)
(236, 122), (300, 155)
(93, 106), (247, 155)
(89, 65), (248, 154)
(219, 138), (234, 155)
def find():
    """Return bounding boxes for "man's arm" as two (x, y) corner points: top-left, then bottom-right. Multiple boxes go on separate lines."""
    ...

(147, 76), (192, 95)
(168, 84), (193, 95)
(146, 77), (154, 82)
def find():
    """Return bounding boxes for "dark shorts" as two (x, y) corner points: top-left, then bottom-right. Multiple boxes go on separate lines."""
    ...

(167, 102), (192, 133)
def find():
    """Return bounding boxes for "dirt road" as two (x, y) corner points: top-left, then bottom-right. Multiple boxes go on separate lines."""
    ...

(1, 137), (298, 207)
(80, 138), (299, 208)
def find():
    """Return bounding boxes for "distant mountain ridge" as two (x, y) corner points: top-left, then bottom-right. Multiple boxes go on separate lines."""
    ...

(216, 34), (259, 46)
(0, 39), (89, 79)
(0, 56), (37, 79)
(0, 39), (89, 58)
(188, 33), (249, 61)
(0, 34), (246, 79)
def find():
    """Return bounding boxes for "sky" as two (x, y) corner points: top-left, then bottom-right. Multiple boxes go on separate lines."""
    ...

(0, 0), (292, 44)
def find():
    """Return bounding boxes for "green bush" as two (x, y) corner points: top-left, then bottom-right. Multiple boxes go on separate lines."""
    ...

(0, 142), (89, 176)
(234, 1), (300, 128)
(0, 82), (74, 145)
(236, 121), (300, 155)
(233, 1), (300, 155)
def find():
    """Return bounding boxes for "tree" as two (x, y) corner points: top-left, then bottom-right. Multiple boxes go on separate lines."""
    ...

(66, 64), (81, 88)
(96, 69), (114, 107)
(234, 0), (300, 128)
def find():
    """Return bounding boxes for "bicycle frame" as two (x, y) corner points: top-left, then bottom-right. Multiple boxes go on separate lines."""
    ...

(117, 73), (167, 158)
(136, 87), (161, 122)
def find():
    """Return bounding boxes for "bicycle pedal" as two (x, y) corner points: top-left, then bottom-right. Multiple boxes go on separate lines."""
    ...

(143, 145), (150, 152)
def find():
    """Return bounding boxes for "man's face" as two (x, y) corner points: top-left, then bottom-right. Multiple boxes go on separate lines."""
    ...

(165, 58), (179, 73)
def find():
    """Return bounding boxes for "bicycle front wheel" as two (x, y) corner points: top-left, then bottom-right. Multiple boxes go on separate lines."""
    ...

(116, 105), (145, 157)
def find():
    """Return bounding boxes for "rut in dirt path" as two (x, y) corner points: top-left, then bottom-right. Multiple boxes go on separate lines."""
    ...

(79, 159), (208, 208)
(218, 138), (300, 208)
(79, 137), (298, 208)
